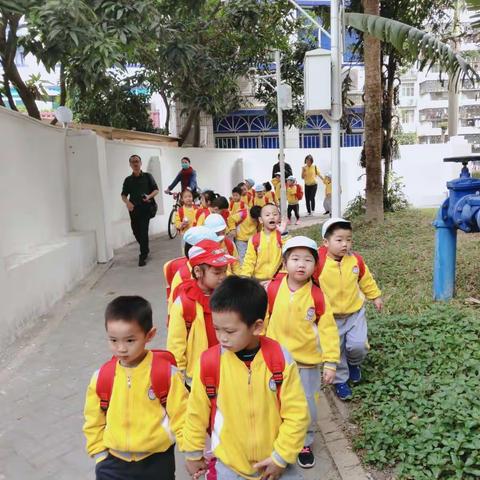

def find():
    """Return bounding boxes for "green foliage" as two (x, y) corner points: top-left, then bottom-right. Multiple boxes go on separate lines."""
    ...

(69, 76), (154, 132)
(396, 132), (418, 145)
(300, 209), (480, 478)
(344, 193), (367, 220)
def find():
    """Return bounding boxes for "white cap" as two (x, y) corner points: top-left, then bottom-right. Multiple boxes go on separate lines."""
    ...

(282, 236), (318, 255)
(287, 175), (296, 181)
(321, 217), (351, 238)
(204, 213), (227, 234)
(325, 172), (332, 178)
(254, 183), (266, 192)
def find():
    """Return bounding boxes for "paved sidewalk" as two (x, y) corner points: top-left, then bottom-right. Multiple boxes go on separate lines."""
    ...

(0, 229), (344, 480)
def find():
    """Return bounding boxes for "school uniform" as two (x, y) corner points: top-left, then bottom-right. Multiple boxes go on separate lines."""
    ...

(83, 352), (188, 480)
(184, 344), (309, 480)
(266, 277), (339, 446)
(321, 178), (332, 213)
(265, 190), (277, 205)
(174, 205), (197, 233)
(286, 184), (303, 221)
(252, 195), (268, 207)
(194, 208), (212, 227)
(229, 200), (247, 215)
(227, 209), (259, 263)
(318, 253), (381, 384)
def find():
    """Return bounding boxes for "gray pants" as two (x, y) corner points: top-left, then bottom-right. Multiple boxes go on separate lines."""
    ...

(334, 307), (369, 384)
(323, 194), (331, 213)
(298, 366), (321, 447)
(235, 240), (248, 264)
(206, 459), (302, 479)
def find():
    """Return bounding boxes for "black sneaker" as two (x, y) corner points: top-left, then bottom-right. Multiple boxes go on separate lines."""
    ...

(138, 256), (146, 267)
(297, 446), (315, 468)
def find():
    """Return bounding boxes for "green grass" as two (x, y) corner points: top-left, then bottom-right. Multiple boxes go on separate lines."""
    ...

(300, 209), (480, 479)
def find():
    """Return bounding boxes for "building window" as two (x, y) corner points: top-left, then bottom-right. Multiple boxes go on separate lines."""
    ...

(401, 109), (414, 124)
(401, 83), (415, 97)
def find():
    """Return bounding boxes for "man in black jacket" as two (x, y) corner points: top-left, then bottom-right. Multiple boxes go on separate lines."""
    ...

(271, 153), (293, 179)
(121, 155), (159, 266)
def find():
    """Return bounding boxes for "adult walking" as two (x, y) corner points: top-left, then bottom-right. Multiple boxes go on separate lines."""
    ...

(164, 156), (198, 195)
(301, 154), (321, 216)
(271, 153), (293, 180)
(121, 154), (159, 267)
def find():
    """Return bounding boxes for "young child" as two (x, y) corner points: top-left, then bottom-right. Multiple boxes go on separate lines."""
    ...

(237, 182), (252, 207)
(211, 196), (231, 231)
(245, 178), (255, 199)
(241, 203), (286, 281)
(272, 172), (282, 202)
(319, 218), (383, 401)
(174, 189), (197, 235)
(229, 186), (246, 215)
(194, 190), (217, 226)
(253, 183), (268, 207)
(184, 276), (309, 480)
(264, 181), (277, 205)
(228, 205), (262, 263)
(266, 236), (340, 468)
(286, 176), (303, 225)
(320, 173), (332, 215)
(167, 240), (237, 386)
(204, 213), (241, 275)
(83, 296), (188, 480)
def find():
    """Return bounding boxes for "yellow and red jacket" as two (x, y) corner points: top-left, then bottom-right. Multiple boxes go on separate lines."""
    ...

(174, 205), (197, 233)
(240, 230), (285, 280)
(193, 207), (212, 227)
(83, 351), (188, 462)
(227, 209), (259, 242)
(286, 184), (303, 205)
(167, 262), (193, 314)
(241, 192), (253, 207)
(252, 195), (268, 207)
(229, 199), (247, 215)
(266, 277), (339, 366)
(265, 191), (277, 205)
(183, 345), (309, 479)
(220, 238), (241, 275)
(318, 252), (381, 314)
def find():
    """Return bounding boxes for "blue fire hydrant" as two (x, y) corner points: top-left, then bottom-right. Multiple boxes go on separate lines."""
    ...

(433, 155), (480, 301)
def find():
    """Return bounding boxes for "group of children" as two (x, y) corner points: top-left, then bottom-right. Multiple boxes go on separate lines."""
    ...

(83, 190), (383, 479)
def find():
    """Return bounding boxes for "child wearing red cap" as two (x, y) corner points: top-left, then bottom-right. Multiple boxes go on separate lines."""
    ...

(167, 239), (238, 386)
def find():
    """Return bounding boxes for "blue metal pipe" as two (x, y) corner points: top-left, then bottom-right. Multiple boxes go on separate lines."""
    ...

(433, 207), (457, 301)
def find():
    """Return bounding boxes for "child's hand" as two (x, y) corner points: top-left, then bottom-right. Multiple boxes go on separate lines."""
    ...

(373, 297), (384, 312)
(323, 368), (336, 385)
(277, 218), (288, 234)
(253, 457), (285, 480)
(185, 458), (208, 478)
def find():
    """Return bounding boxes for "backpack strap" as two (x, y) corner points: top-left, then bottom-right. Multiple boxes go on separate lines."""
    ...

(150, 350), (176, 408)
(179, 264), (191, 281)
(224, 237), (234, 256)
(260, 336), (285, 406)
(252, 232), (261, 252)
(353, 252), (366, 280)
(179, 291), (197, 333)
(96, 357), (117, 412)
(200, 345), (222, 434)
(275, 229), (282, 248)
(310, 283), (326, 324)
(315, 246), (329, 278)
(178, 207), (185, 222)
(266, 275), (284, 316)
(229, 199), (234, 211)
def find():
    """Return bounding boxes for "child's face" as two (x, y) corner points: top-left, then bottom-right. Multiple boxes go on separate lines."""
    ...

(213, 311), (263, 352)
(323, 228), (353, 259)
(106, 319), (156, 367)
(232, 192), (241, 202)
(255, 191), (265, 199)
(182, 191), (193, 206)
(285, 247), (316, 284)
(195, 265), (228, 292)
(240, 185), (248, 196)
(287, 180), (295, 186)
(260, 204), (280, 231)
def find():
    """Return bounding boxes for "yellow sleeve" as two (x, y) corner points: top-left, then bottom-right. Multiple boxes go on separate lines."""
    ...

(230, 243), (241, 275)
(272, 359), (310, 466)
(183, 361), (211, 460)
(166, 367), (190, 452)
(83, 371), (107, 458)
(166, 300), (188, 372)
(240, 239), (257, 277)
(227, 214), (236, 235)
(318, 296), (340, 366)
(359, 264), (382, 300)
(174, 211), (182, 229)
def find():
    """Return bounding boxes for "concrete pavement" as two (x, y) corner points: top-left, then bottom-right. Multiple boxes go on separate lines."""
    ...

(0, 226), (356, 480)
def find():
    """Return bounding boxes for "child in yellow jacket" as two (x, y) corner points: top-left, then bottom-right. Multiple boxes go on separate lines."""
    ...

(184, 276), (309, 480)
(167, 240), (237, 386)
(229, 186), (247, 215)
(83, 296), (188, 480)
(252, 183), (268, 207)
(241, 203), (287, 281)
(286, 176), (303, 225)
(319, 218), (383, 401)
(266, 236), (340, 468)
(320, 172), (332, 215)
(228, 205), (262, 263)
(173, 189), (197, 234)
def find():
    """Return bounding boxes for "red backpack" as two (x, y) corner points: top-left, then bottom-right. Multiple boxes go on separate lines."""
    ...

(252, 230), (282, 252)
(266, 274), (325, 323)
(229, 200), (245, 211)
(164, 257), (188, 300)
(295, 184), (303, 201)
(223, 237), (235, 256)
(315, 246), (366, 280)
(200, 336), (285, 433)
(96, 350), (176, 411)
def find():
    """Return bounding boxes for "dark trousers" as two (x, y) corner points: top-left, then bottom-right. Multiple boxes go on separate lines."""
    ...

(304, 184), (317, 214)
(129, 204), (151, 258)
(287, 204), (300, 220)
(95, 447), (175, 480)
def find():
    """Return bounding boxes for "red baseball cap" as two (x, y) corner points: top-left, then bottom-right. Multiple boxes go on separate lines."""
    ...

(188, 239), (238, 268)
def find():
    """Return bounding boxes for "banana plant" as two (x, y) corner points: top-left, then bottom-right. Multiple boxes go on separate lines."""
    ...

(465, 0), (480, 29)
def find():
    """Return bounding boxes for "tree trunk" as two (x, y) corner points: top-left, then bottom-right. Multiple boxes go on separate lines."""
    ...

(362, 0), (384, 222)
(192, 110), (201, 147)
(3, 70), (18, 110)
(178, 107), (198, 146)
(0, 93), (4, 107)
(159, 90), (170, 135)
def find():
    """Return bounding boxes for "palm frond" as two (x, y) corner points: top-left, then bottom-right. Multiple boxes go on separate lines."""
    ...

(465, 0), (480, 30)
(345, 12), (479, 82)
